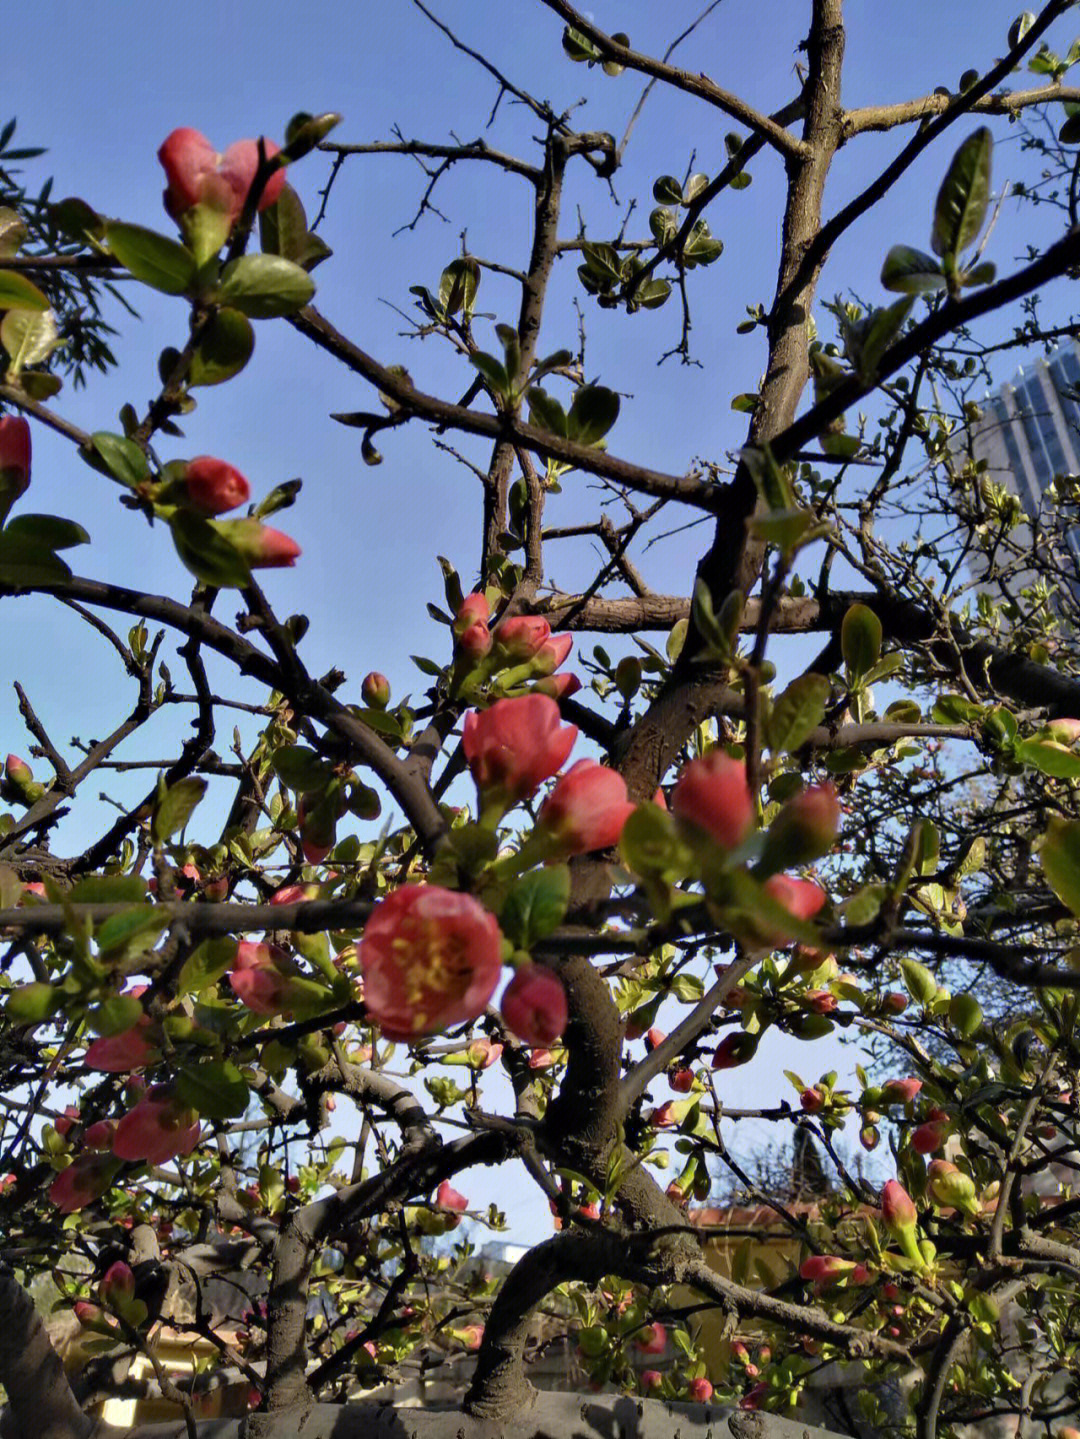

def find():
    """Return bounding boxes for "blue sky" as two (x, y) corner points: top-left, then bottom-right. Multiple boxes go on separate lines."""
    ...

(4, 1), (1078, 1240)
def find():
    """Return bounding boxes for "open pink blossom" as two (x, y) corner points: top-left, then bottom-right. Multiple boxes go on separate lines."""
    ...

(359, 884), (503, 1040)
(158, 128), (285, 227)
(463, 694), (577, 805)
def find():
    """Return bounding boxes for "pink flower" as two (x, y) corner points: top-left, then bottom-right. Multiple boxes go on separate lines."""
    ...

(882, 1077), (922, 1105)
(799, 1254), (857, 1287)
(270, 883), (318, 905)
(458, 622), (493, 660)
(218, 518), (300, 568)
(500, 966), (568, 1044)
(762, 783), (840, 869)
(49, 1153), (119, 1213)
(529, 1047), (555, 1068)
(800, 1087), (824, 1113)
(435, 1181), (468, 1214)
(183, 457), (250, 515)
(454, 592), (491, 636)
(361, 672), (391, 708)
(688, 1378), (713, 1403)
(803, 989), (837, 1015)
(881, 1178), (918, 1234)
(532, 673), (582, 701)
(911, 1119), (949, 1154)
(635, 1323), (667, 1354)
(640, 1370), (663, 1391)
(532, 631), (573, 677)
(100, 1261), (136, 1308)
(671, 752), (755, 850)
(0, 415), (31, 521)
(458, 1324), (484, 1351)
(463, 695), (577, 805)
(85, 1018), (159, 1073)
(229, 941), (294, 1015)
(758, 873), (828, 943)
(536, 759), (635, 855)
(112, 1088), (200, 1165)
(158, 128), (285, 227)
(359, 884), (504, 1040)
(670, 1068), (695, 1093)
(492, 614), (551, 660)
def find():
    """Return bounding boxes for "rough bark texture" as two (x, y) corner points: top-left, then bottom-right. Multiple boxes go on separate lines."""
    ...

(0, 1266), (96, 1439)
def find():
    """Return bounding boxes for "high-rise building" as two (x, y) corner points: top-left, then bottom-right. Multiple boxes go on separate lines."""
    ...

(972, 340), (1080, 575)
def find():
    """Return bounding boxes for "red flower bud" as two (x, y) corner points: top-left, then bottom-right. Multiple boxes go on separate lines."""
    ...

(100, 1261), (136, 1308)
(761, 783), (840, 870)
(218, 518), (300, 568)
(454, 591), (491, 637)
(183, 456), (250, 515)
(882, 991), (908, 1015)
(688, 1378), (713, 1403)
(492, 614), (551, 660)
(229, 941), (296, 1015)
(531, 631), (573, 677)
(670, 1068), (695, 1093)
(803, 988), (838, 1015)
(360, 884), (503, 1040)
(435, 1180), (468, 1214)
(361, 672), (391, 708)
(882, 1077), (922, 1105)
(458, 622), (493, 660)
(671, 751), (755, 850)
(536, 759), (635, 855)
(0, 415), (31, 522)
(640, 1370), (663, 1391)
(532, 672), (581, 701)
(158, 128), (285, 229)
(800, 1086), (824, 1113)
(463, 695), (577, 806)
(635, 1323), (666, 1354)
(500, 965), (568, 1045)
(881, 1179), (918, 1234)
(911, 1119), (949, 1155)
(799, 1254), (856, 1287)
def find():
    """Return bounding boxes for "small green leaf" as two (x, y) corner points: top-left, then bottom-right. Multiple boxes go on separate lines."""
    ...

(168, 510), (252, 588)
(271, 745), (334, 792)
(188, 307), (255, 386)
(88, 994), (147, 1036)
(527, 387), (569, 437)
(500, 866), (571, 949)
(567, 384), (619, 445)
(4, 514), (89, 551)
(1041, 816), (1080, 917)
(179, 937), (238, 995)
(106, 221), (197, 295)
(842, 603), (883, 679)
(767, 673), (829, 754)
(0, 530), (72, 585)
(152, 775), (208, 843)
(68, 875), (149, 904)
(901, 958), (938, 1007)
(217, 254), (316, 318)
(1, 308), (60, 370)
(470, 350), (510, 398)
(1015, 738), (1080, 779)
(0, 207), (28, 258)
(439, 257), (480, 317)
(88, 432), (151, 488)
(95, 907), (169, 958)
(683, 173), (710, 204)
(880, 245), (947, 295)
(176, 1060), (250, 1119)
(931, 128), (993, 259)
(562, 24), (601, 61)
(5, 982), (63, 1023)
(0, 270), (50, 311)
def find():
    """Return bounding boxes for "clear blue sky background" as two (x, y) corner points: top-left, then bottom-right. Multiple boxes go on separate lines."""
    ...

(3, 1), (1077, 1240)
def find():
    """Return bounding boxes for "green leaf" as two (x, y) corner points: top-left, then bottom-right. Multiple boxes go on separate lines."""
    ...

(0, 207), (28, 258)
(500, 866), (570, 949)
(175, 1060), (250, 1119)
(470, 350), (510, 399)
(88, 994), (147, 1036)
(856, 297), (913, 383)
(767, 673), (829, 754)
(931, 128), (993, 259)
(5, 982), (63, 1023)
(1041, 815), (1080, 917)
(271, 745), (334, 792)
(0, 270), (50, 311)
(562, 24), (601, 61)
(634, 278), (672, 310)
(652, 175), (683, 204)
(3, 514), (89, 551)
(217, 254), (316, 318)
(188, 307), (255, 386)
(105, 222), (197, 295)
(649, 206), (679, 246)
(527, 387), (569, 438)
(683, 172), (710, 204)
(880, 245), (947, 295)
(179, 937), (239, 995)
(95, 907), (169, 959)
(168, 510), (252, 588)
(842, 603), (883, 679)
(961, 260), (997, 287)
(950, 993), (983, 1039)
(901, 958), (938, 1007)
(439, 257), (480, 317)
(567, 384), (619, 445)
(1, 308), (60, 370)
(67, 875), (148, 903)
(0, 529), (72, 585)
(152, 776), (208, 843)
(88, 432), (151, 488)
(1015, 738), (1080, 779)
